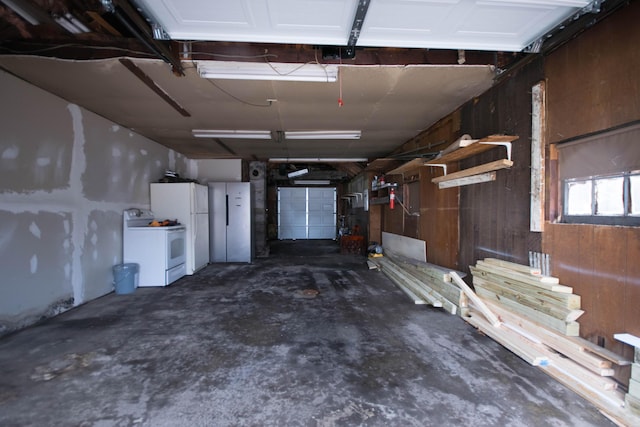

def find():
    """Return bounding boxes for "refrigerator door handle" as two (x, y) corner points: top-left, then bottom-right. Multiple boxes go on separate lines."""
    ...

(226, 195), (229, 226)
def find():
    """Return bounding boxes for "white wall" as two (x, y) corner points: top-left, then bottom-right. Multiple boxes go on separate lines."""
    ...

(0, 70), (189, 335)
(194, 159), (243, 182)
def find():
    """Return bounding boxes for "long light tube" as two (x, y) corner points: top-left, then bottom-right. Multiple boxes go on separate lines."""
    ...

(196, 61), (338, 83)
(285, 131), (361, 140)
(192, 130), (272, 139)
(270, 158), (368, 163)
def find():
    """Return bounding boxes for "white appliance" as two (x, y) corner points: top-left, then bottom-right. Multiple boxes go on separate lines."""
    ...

(150, 182), (209, 274)
(209, 182), (253, 263)
(123, 208), (186, 287)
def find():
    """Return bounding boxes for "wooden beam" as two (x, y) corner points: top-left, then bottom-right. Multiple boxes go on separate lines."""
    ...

(473, 276), (584, 323)
(483, 258), (542, 276)
(450, 271), (501, 327)
(530, 81), (546, 232)
(437, 172), (496, 189)
(470, 266), (580, 309)
(432, 159), (513, 184)
(464, 309), (549, 366)
(119, 58), (191, 117)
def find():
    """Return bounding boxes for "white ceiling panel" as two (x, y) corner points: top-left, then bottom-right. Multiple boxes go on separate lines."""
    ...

(136, 0), (591, 51)
(135, 0), (357, 45)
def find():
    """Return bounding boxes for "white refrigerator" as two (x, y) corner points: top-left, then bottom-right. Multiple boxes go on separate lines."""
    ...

(209, 182), (253, 263)
(150, 182), (209, 274)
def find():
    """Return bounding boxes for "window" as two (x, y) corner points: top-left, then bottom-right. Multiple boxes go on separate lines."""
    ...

(564, 172), (640, 225)
(557, 121), (640, 226)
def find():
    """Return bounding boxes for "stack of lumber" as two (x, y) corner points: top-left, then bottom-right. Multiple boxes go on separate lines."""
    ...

(371, 252), (467, 315)
(458, 259), (637, 426)
(614, 333), (640, 417)
(470, 258), (582, 336)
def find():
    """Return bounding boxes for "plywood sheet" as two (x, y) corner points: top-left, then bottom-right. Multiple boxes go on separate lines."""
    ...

(382, 232), (427, 263)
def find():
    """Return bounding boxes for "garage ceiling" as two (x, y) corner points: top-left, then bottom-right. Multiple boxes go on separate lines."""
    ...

(0, 0), (612, 179)
(135, 0), (594, 51)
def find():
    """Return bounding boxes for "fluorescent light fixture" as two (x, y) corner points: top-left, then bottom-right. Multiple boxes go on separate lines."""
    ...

(270, 158), (368, 163)
(285, 131), (361, 140)
(53, 13), (90, 34)
(287, 168), (309, 178)
(192, 130), (271, 139)
(196, 61), (338, 82)
(1, 0), (46, 25)
(294, 180), (330, 185)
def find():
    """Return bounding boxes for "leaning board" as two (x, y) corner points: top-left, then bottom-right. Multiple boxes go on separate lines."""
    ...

(382, 232), (427, 263)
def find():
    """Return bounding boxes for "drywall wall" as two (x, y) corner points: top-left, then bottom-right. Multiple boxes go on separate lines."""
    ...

(195, 159), (243, 182)
(0, 70), (188, 335)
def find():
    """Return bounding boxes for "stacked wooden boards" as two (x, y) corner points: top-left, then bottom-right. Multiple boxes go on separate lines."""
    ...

(470, 258), (582, 336)
(462, 259), (636, 426)
(614, 334), (640, 418)
(370, 252), (467, 316)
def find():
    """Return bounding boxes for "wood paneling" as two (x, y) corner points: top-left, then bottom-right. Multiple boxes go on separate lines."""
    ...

(458, 57), (545, 275)
(543, 223), (640, 385)
(419, 164), (459, 269)
(545, 0), (640, 143)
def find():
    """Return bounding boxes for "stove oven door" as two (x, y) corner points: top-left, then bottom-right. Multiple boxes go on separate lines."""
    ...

(167, 228), (186, 270)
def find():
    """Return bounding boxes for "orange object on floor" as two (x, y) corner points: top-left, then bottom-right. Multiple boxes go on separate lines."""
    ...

(340, 235), (365, 255)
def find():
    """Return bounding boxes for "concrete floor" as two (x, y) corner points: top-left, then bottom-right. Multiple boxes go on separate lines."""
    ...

(0, 240), (613, 426)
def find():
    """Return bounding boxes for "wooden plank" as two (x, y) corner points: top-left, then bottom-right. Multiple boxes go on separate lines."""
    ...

(439, 134), (478, 157)
(450, 271), (501, 327)
(392, 261), (458, 315)
(474, 261), (573, 293)
(386, 158), (428, 176)
(470, 266), (581, 309)
(425, 135), (519, 164)
(474, 285), (580, 336)
(485, 301), (618, 375)
(367, 260), (379, 270)
(572, 337), (631, 366)
(483, 258), (542, 276)
(473, 276), (584, 323)
(379, 258), (443, 307)
(381, 232), (427, 263)
(387, 252), (453, 282)
(432, 159), (513, 184)
(530, 81), (546, 232)
(437, 172), (496, 189)
(464, 309), (549, 366)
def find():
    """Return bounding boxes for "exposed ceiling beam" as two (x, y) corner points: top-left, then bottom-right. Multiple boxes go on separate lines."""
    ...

(119, 58), (190, 116)
(102, 0), (184, 75)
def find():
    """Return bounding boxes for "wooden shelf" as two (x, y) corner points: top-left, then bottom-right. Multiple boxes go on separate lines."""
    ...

(425, 135), (518, 164)
(370, 196), (391, 205)
(386, 158), (429, 176)
(385, 135), (518, 177)
(372, 182), (397, 191)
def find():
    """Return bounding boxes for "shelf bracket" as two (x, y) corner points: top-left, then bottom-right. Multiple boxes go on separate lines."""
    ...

(427, 163), (447, 176)
(479, 141), (512, 161)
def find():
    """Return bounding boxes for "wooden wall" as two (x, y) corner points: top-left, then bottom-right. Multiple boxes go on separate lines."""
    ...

(541, 0), (640, 368)
(457, 58), (545, 273)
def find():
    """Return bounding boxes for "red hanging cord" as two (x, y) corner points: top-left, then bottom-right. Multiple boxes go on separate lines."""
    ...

(338, 49), (344, 107)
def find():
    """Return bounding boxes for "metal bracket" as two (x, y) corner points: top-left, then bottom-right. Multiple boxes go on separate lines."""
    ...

(427, 163), (447, 176)
(479, 141), (512, 161)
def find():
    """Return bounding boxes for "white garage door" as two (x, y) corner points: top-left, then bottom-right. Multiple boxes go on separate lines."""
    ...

(278, 187), (336, 240)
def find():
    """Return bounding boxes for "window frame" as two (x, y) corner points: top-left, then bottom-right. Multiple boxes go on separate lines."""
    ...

(562, 171), (640, 226)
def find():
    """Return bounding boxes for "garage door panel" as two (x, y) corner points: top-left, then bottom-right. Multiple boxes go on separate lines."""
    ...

(278, 187), (336, 240)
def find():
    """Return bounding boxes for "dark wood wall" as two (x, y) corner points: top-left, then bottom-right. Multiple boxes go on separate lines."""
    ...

(457, 59), (545, 273)
(541, 0), (640, 370)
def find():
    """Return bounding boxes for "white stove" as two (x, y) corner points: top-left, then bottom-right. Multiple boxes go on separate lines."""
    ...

(123, 208), (187, 287)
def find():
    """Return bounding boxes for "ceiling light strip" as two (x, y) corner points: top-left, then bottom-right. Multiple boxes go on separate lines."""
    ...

(269, 158), (368, 163)
(284, 131), (361, 140)
(196, 61), (338, 83)
(192, 130), (272, 139)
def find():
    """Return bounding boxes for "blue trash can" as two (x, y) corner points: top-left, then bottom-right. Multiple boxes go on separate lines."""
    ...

(112, 263), (139, 295)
